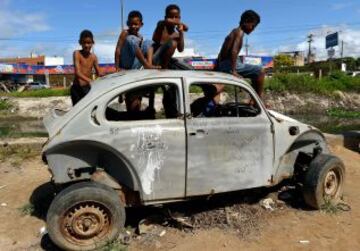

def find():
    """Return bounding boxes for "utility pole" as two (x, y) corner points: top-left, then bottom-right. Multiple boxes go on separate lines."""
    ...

(307, 34), (314, 64)
(341, 40), (344, 59)
(121, 0), (124, 30)
(245, 38), (249, 56)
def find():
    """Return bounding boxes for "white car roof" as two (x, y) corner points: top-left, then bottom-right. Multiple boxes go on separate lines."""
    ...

(45, 70), (245, 137)
(90, 70), (238, 96)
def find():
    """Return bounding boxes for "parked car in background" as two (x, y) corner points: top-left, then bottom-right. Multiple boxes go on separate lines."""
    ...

(42, 70), (345, 251)
(27, 82), (50, 90)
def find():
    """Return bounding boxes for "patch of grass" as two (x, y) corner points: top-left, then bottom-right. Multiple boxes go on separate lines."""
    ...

(0, 129), (48, 138)
(327, 108), (360, 119)
(320, 197), (351, 214)
(100, 239), (127, 251)
(0, 145), (40, 163)
(18, 203), (35, 216)
(316, 123), (360, 134)
(0, 100), (12, 111)
(189, 85), (203, 93)
(1, 88), (70, 98)
(265, 72), (360, 95)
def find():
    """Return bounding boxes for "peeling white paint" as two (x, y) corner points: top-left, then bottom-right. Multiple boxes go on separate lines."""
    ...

(131, 126), (167, 195)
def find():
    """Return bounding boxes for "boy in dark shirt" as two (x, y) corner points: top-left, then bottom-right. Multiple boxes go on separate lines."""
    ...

(217, 10), (265, 99)
(115, 11), (158, 70)
(71, 30), (102, 105)
(150, 4), (189, 69)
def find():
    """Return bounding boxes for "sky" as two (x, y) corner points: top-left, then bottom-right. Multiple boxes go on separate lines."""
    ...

(0, 0), (360, 64)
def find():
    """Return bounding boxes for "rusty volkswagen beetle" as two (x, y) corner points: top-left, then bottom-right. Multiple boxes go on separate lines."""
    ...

(42, 70), (345, 250)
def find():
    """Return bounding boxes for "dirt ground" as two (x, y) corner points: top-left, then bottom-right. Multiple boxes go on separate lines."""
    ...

(0, 140), (359, 251)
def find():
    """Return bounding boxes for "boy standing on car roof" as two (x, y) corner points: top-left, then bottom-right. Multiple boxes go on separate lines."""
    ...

(149, 4), (189, 69)
(217, 10), (265, 99)
(115, 10), (159, 71)
(71, 30), (102, 106)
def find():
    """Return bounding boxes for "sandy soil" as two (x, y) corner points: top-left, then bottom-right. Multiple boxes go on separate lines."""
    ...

(0, 141), (359, 251)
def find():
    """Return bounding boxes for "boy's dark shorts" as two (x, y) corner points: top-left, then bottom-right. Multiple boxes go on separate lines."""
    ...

(217, 59), (262, 81)
(70, 83), (91, 106)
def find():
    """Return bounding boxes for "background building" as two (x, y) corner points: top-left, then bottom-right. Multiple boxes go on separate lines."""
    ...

(0, 54), (64, 66)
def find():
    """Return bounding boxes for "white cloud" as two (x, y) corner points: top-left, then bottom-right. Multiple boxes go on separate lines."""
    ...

(63, 40), (116, 64)
(0, 1), (50, 38)
(276, 26), (360, 61)
(331, 2), (354, 10)
(93, 42), (116, 63)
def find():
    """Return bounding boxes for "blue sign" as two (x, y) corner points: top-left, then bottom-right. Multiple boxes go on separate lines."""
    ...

(326, 32), (339, 49)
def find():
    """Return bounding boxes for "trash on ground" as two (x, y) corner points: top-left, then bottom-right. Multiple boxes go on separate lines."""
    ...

(39, 226), (47, 236)
(260, 198), (276, 211)
(138, 218), (158, 235)
(119, 231), (132, 245)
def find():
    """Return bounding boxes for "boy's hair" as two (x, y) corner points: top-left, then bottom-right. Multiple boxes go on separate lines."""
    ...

(165, 4), (180, 17)
(79, 29), (94, 43)
(240, 10), (260, 25)
(128, 10), (143, 22)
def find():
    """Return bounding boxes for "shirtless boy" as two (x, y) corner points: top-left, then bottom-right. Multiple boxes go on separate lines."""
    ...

(150, 4), (189, 68)
(115, 11), (158, 70)
(217, 10), (265, 99)
(71, 30), (101, 105)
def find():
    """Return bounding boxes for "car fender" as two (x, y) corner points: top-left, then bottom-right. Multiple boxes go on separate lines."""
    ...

(44, 140), (143, 196)
(273, 129), (329, 184)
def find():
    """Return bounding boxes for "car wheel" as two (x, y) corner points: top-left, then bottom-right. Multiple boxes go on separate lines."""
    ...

(302, 154), (345, 209)
(47, 182), (125, 251)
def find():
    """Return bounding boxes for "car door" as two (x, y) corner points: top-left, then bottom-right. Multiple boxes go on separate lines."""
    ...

(97, 78), (186, 201)
(185, 77), (274, 196)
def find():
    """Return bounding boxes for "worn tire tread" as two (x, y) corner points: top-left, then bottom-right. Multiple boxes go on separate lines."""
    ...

(303, 154), (345, 209)
(47, 181), (125, 251)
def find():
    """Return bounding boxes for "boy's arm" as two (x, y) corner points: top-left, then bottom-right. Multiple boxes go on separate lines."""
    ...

(177, 24), (185, 52)
(164, 18), (189, 31)
(93, 55), (103, 77)
(73, 51), (92, 84)
(152, 21), (164, 44)
(230, 30), (243, 77)
(114, 30), (127, 71)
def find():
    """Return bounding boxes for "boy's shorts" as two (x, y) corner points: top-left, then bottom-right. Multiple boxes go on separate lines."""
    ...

(217, 59), (262, 81)
(119, 35), (152, 69)
(70, 83), (91, 106)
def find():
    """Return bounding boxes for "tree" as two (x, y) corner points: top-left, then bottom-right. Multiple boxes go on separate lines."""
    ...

(274, 54), (295, 68)
(356, 57), (360, 69)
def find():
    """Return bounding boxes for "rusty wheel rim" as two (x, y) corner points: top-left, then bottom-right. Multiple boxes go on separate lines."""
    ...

(61, 201), (112, 246)
(324, 170), (339, 197)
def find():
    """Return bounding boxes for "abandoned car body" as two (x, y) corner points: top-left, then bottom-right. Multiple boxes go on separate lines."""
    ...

(42, 70), (345, 250)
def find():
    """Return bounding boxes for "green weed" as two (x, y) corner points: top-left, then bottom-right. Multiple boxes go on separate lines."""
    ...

(320, 196), (351, 214)
(327, 108), (360, 119)
(18, 203), (35, 216)
(0, 100), (12, 110)
(1, 88), (70, 98)
(100, 239), (127, 251)
(265, 72), (360, 95)
(0, 145), (40, 163)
